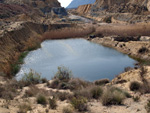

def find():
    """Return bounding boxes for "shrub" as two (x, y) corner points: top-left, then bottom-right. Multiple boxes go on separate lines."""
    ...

(11, 51), (29, 76)
(24, 85), (48, 97)
(68, 78), (91, 90)
(101, 87), (127, 106)
(49, 97), (57, 109)
(94, 79), (110, 86)
(63, 106), (73, 113)
(22, 69), (41, 85)
(90, 86), (103, 99)
(41, 78), (48, 83)
(74, 88), (92, 100)
(71, 96), (88, 112)
(0, 80), (20, 100)
(110, 87), (131, 98)
(124, 67), (133, 72)
(37, 95), (47, 105)
(54, 66), (73, 82)
(140, 82), (150, 94)
(138, 47), (148, 54)
(18, 103), (32, 113)
(57, 92), (71, 101)
(133, 96), (140, 102)
(58, 82), (72, 89)
(130, 81), (141, 91)
(145, 100), (150, 113)
(49, 79), (60, 88)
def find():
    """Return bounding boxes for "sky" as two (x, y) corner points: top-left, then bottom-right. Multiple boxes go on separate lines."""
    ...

(58, 0), (73, 7)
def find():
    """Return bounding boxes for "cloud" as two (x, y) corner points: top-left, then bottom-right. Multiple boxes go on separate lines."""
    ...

(58, 0), (73, 7)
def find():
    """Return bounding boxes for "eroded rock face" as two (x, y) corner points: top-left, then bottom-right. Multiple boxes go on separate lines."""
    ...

(77, 4), (92, 14)
(91, 0), (150, 14)
(51, 7), (68, 16)
(0, 0), (62, 19)
(3, 0), (60, 8)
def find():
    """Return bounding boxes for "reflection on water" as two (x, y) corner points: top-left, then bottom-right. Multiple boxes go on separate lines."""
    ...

(16, 39), (136, 81)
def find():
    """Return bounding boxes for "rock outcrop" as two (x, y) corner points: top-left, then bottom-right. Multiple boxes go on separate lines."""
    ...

(0, 22), (71, 76)
(91, 0), (149, 14)
(77, 4), (92, 14)
(75, 0), (150, 23)
(0, 0), (68, 19)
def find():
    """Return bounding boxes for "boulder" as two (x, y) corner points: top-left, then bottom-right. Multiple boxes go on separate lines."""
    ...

(140, 36), (150, 41)
(51, 7), (68, 16)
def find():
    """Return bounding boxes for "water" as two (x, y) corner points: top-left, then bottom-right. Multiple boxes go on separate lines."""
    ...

(16, 38), (136, 81)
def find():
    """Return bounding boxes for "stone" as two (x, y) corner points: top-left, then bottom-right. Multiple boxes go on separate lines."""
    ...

(140, 36), (150, 41)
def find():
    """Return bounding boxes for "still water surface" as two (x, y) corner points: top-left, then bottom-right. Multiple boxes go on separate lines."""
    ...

(16, 39), (136, 81)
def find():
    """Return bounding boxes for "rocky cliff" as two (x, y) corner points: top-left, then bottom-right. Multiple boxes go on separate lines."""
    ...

(77, 4), (92, 14)
(76, 0), (150, 14)
(91, 0), (150, 14)
(0, 0), (68, 19)
(0, 22), (71, 76)
(3, 0), (60, 13)
(76, 0), (150, 23)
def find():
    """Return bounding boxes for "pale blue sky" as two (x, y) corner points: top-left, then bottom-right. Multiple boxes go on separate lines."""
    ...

(58, 0), (73, 7)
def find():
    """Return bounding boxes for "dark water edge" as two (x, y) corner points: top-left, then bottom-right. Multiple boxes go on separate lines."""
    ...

(16, 38), (136, 82)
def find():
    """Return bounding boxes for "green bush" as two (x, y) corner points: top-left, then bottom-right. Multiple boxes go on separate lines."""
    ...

(37, 95), (47, 105)
(91, 86), (103, 99)
(54, 66), (73, 81)
(68, 78), (90, 90)
(94, 79), (110, 86)
(49, 97), (57, 109)
(63, 106), (73, 113)
(22, 69), (41, 85)
(130, 81), (141, 91)
(11, 51), (29, 76)
(71, 96), (88, 112)
(57, 92), (71, 101)
(102, 87), (127, 106)
(74, 88), (92, 100)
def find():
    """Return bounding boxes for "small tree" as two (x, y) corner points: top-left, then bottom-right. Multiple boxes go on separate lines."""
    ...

(54, 66), (73, 81)
(22, 69), (41, 84)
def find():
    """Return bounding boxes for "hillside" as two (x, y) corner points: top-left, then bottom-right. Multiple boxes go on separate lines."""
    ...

(75, 0), (150, 23)
(91, 0), (150, 14)
(0, 0), (68, 19)
(67, 0), (95, 9)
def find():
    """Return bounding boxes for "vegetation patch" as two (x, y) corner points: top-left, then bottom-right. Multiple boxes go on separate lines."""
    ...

(18, 103), (32, 113)
(101, 87), (130, 106)
(145, 100), (150, 113)
(138, 47), (149, 54)
(49, 66), (91, 90)
(36, 95), (47, 105)
(21, 69), (42, 85)
(90, 86), (103, 99)
(11, 51), (29, 76)
(71, 96), (88, 112)
(94, 79), (110, 86)
(63, 106), (73, 113)
(129, 81), (141, 91)
(49, 97), (57, 109)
